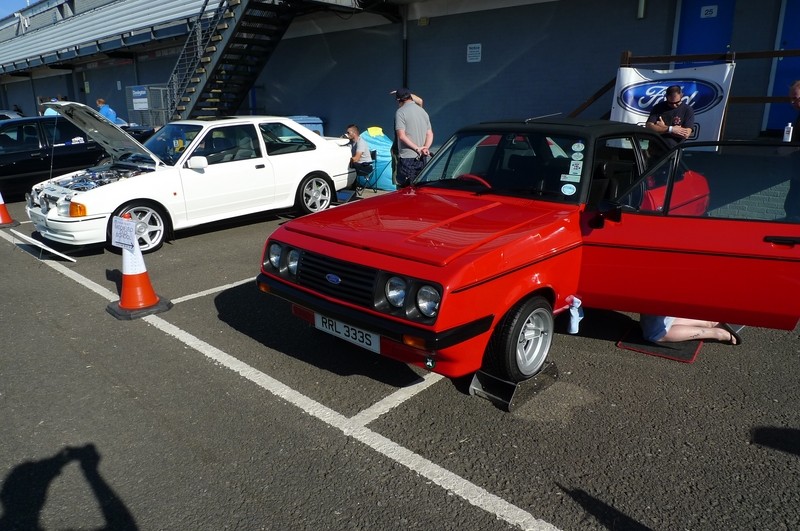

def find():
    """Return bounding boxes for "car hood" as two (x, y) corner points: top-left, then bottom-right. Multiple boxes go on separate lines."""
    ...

(283, 188), (580, 267)
(43, 101), (162, 166)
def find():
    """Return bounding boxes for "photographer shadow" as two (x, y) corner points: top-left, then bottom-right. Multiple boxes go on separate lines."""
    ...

(0, 444), (137, 530)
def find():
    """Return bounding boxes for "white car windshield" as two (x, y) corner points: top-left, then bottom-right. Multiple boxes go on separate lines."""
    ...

(143, 123), (203, 165)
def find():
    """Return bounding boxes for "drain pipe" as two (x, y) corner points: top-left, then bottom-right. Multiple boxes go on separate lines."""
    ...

(401, 4), (408, 86)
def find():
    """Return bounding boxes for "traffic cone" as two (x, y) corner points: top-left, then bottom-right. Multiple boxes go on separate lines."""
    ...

(107, 215), (172, 320)
(0, 191), (20, 228)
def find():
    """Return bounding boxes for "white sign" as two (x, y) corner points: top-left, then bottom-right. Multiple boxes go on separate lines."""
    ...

(132, 86), (148, 111)
(610, 62), (736, 143)
(111, 216), (136, 250)
(700, 5), (718, 18)
(467, 43), (482, 63)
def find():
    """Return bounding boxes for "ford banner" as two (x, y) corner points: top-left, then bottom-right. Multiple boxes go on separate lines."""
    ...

(610, 63), (735, 143)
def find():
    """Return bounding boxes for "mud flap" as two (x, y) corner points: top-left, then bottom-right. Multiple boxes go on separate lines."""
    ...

(468, 361), (558, 412)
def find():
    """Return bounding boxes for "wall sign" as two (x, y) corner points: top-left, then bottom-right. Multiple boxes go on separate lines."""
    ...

(467, 43), (481, 63)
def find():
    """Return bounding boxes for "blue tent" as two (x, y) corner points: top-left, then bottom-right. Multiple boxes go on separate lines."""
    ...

(358, 126), (395, 191)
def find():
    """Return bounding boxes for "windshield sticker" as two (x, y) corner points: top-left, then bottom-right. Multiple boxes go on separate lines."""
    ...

(561, 173), (580, 182)
(571, 142), (585, 152)
(569, 161), (583, 175)
(561, 183), (577, 195)
(571, 152), (584, 161)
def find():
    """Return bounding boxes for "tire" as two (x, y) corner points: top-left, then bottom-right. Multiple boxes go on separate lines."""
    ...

(296, 174), (333, 215)
(110, 202), (168, 253)
(487, 296), (554, 382)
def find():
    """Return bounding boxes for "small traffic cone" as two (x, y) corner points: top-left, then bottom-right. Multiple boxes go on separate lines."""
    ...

(107, 215), (171, 320)
(0, 191), (20, 228)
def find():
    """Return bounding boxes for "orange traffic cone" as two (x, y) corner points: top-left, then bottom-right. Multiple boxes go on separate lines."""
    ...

(107, 215), (171, 320)
(0, 191), (20, 228)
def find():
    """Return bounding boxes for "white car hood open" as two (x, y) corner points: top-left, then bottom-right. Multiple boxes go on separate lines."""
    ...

(43, 101), (162, 166)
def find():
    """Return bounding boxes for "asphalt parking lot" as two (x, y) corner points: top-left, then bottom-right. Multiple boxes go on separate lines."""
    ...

(1, 195), (799, 531)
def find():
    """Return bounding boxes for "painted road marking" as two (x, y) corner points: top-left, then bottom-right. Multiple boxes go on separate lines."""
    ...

(0, 230), (561, 530)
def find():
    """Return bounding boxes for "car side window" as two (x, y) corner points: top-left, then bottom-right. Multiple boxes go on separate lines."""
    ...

(588, 137), (638, 207)
(43, 120), (89, 147)
(259, 122), (315, 156)
(676, 144), (797, 222)
(0, 123), (38, 153)
(193, 125), (262, 165)
(638, 136), (668, 169)
(616, 143), (799, 222)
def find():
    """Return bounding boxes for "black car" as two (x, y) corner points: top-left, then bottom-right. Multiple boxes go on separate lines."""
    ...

(0, 115), (107, 196)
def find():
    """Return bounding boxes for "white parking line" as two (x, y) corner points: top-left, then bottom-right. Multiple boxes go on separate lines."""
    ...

(0, 232), (561, 530)
(171, 278), (252, 304)
(146, 315), (557, 531)
(350, 372), (444, 426)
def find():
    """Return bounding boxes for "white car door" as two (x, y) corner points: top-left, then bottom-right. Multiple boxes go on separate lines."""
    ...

(259, 121), (325, 206)
(179, 124), (275, 224)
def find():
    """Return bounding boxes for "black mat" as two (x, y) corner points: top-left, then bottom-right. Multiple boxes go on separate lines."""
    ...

(616, 325), (703, 363)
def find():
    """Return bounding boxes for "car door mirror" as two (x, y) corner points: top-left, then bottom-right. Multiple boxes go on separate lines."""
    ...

(187, 156), (208, 170)
(588, 200), (624, 228)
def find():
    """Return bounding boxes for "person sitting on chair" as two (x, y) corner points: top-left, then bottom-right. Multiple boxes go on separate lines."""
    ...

(344, 124), (373, 176)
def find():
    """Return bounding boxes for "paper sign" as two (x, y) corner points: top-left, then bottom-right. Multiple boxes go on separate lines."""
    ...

(111, 216), (136, 250)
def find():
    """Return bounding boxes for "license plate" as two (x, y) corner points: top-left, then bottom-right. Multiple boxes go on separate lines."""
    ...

(314, 314), (380, 354)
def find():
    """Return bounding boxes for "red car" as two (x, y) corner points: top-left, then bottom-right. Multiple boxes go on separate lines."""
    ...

(257, 119), (799, 384)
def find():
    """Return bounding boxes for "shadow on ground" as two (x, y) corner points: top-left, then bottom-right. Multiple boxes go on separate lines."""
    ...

(214, 281), (422, 387)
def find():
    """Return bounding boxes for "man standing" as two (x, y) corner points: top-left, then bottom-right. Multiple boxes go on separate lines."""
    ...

(96, 98), (118, 123)
(646, 85), (694, 147)
(393, 88), (433, 187)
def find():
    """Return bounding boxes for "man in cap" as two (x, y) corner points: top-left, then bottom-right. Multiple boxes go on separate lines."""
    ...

(392, 88), (433, 187)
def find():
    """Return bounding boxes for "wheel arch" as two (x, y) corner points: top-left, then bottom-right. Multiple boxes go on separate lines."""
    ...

(106, 198), (175, 246)
(295, 171), (336, 214)
(482, 286), (558, 381)
(112, 197), (174, 229)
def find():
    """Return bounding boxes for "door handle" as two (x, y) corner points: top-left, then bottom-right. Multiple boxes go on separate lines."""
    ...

(255, 164), (265, 169)
(764, 235), (800, 246)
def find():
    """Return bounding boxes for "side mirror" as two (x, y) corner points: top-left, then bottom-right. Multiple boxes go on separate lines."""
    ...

(187, 156), (208, 170)
(588, 200), (624, 229)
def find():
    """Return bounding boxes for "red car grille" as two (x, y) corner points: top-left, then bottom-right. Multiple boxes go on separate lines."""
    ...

(297, 252), (377, 308)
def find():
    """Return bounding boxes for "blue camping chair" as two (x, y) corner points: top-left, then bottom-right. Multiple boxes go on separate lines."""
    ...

(354, 149), (378, 195)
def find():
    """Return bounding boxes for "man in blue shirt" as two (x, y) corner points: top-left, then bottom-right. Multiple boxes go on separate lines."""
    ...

(96, 98), (117, 123)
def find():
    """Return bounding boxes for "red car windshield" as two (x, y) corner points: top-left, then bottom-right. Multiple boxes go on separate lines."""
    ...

(417, 132), (588, 203)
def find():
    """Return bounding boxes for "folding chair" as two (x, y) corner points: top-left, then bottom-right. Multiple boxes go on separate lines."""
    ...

(355, 149), (378, 195)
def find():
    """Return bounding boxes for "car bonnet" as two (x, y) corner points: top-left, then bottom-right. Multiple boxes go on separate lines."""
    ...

(43, 101), (162, 166)
(282, 190), (579, 267)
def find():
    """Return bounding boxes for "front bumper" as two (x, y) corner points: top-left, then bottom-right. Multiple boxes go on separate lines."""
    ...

(26, 204), (108, 246)
(256, 272), (494, 375)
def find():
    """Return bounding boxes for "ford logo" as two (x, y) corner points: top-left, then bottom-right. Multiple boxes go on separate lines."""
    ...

(325, 273), (342, 285)
(617, 79), (723, 116)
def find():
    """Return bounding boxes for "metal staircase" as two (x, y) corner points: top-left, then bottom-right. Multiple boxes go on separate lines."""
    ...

(167, 0), (300, 120)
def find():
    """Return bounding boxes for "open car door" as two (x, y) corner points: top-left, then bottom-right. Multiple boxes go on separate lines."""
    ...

(578, 142), (800, 330)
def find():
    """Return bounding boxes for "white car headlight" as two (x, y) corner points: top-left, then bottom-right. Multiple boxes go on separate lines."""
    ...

(385, 276), (407, 307)
(416, 285), (441, 317)
(268, 243), (282, 269)
(287, 249), (300, 276)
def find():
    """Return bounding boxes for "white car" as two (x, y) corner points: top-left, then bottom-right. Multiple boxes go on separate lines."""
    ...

(25, 102), (354, 252)
(0, 109), (24, 120)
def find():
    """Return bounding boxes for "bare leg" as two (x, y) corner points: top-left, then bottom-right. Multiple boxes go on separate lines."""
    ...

(659, 320), (737, 344)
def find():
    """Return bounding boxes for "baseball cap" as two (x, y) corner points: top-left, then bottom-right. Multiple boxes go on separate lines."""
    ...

(391, 88), (412, 101)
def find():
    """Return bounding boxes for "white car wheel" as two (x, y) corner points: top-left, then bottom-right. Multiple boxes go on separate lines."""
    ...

(296, 174), (333, 215)
(112, 203), (167, 253)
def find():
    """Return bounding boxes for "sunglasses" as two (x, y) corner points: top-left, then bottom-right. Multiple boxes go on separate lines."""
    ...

(667, 99), (682, 106)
